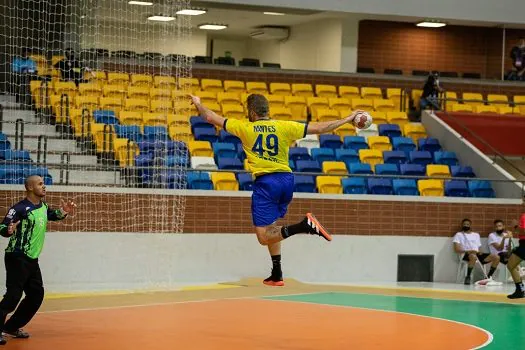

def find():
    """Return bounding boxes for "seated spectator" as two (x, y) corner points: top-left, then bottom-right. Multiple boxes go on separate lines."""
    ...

(488, 219), (513, 265)
(508, 38), (525, 81)
(54, 48), (90, 86)
(452, 218), (500, 285)
(419, 72), (444, 111)
(11, 48), (38, 106)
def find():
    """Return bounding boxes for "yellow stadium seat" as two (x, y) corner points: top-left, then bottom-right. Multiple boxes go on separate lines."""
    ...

(361, 87), (383, 100)
(373, 99), (396, 112)
(328, 98), (351, 114)
(246, 81), (268, 94)
(315, 85), (337, 98)
(411, 89), (423, 110)
(78, 83), (102, 97)
(150, 99), (173, 113)
(334, 122), (356, 138)
(367, 136), (392, 151)
(119, 111), (143, 126)
(188, 140), (213, 157)
(291, 83), (314, 97)
(90, 123), (115, 153)
(223, 80), (245, 94)
(85, 70), (107, 84)
(53, 81), (77, 98)
(222, 104), (245, 120)
(513, 96), (525, 115)
(284, 96), (307, 120)
(270, 82), (291, 96)
(103, 84), (127, 99)
(359, 149), (383, 170)
(315, 109), (340, 122)
(167, 114), (188, 127)
(29, 54), (49, 76)
(171, 89), (186, 100)
(351, 98), (374, 111)
(339, 86), (360, 100)
(322, 161), (347, 175)
(462, 92), (484, 107)
(307, 97), (329, 118)
(451, 104), (473, 113)
(107, 72), (130, 85)
(386, 111), (409, 127)
(201, 79), (223, 93)
(153, 75), (176, 88)
(386, 88), (409, 111)
(270, 107), (293, 121)
(49, 95), (72, 124)
(149, 87), (171, 100)
(426, 164), (451, 178)
(403, 123), (427, 142)
(99, 97), (123, 113)
(143, 112), (167, 126)
(205, 102), (222, 115)
(75, 96), (99, 110)
(127, 86), (150, 99)
(498, 106), (520, 115)
(70, 108), (92, 138)
(217, 92), (241, 105)
(316, 176), (343, 194)
(196, 91), (217, 104)
(130, 74), (152, 87)
(211, 172), (239, 191)
(124, 98), (150, 112)
(169, 125), (192, 143)
(267, 95), (285, 108)
(369, 111), (388, 125)
(473, 105), (498, 114)
(418, 179), (444, 197)
(174, 100), (196, 116)
(179, 77), (200, 92)
(113, 138), (139, 167)
(51, 55), (65, 66)
(487, 94), (509, 106)
(444, 91), (457, 111)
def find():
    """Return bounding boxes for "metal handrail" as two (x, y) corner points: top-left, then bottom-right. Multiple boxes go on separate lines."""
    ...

(14, 119), (24, 150)
(37, 135), (48, 165)
(59, 152), (71, 185)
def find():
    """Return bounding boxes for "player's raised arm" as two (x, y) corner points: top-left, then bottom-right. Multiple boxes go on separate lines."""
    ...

(47, 199), (76, 221)
(190, 95), (226, 128)
(0, 207), (21, 238)
(306, 110), (364, 135)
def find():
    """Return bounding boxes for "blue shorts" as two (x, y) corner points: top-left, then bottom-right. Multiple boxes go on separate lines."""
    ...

(251, 172), (294, 227)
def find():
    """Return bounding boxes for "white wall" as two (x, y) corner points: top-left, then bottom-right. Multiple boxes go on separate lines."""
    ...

(339, 18), (359, 73)
(210, 36), (249, 60)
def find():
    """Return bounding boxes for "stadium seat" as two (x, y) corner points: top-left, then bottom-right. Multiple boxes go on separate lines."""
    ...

(367, 178), (393, 195)
(130, 74), (152, 87)
(99, 97), (123, 113)
(114, 125), (142, 143)
(373, 99), (396, 112)
(386, 88), (409, 111)
(426, 164), (451, 178)
(344, 136), (369, 151)
(445, 180), (470, 197)
(386, 112), (409, 127)
(400, 164), (425, 176)
(126, 85), (150, 100)
(392, 137), (416, 154)
(289, 160), (296, 171)
(221, 104), (245, 120)
(315, 109), (340, 122)
(143, 112), (167, 127)
(195, 91), (218, 104)
(75, 95), (100, 110)
(474, 105), (497, 114)
(217, 92), (241, 105)
(270, 83), (291, 96)
(212, 143), (237, 161)
(270, 107), (293, 121)
(246, 82), (268, 94)
(418, 179), (444, 196)
(361, 87), (383, 100)
(296, 160), (322, 173)
(4, 149), (31, 162)
(201, 79), (223, 93)
(78, 83), (102, 97)
(210, 172), (238, 191)
(153, 75), (176, 89)
(383, 151), (407, 165)
(292, 83), (314, 97)
(188, 141), (212, 157)
(418, 138), (441, 154)
(468, 180), (496, 198)
(223, 80), (245, 94)
(107, 72), (129, 85)
(341, 177), (366, 194)
(369, 111), (388, 125)
(166, 114), (188, 128)
(284, 96), (307, 120)
(409, 151), (432, 166)
(93, 110), (119, 125)
(349, 163), (373, 175)
(217, 157), (243, 170)
(161, 170), (187, 189)
(307, 97), (330, 118)
(103, 84), (127, 99)
(191, 156), (217, 170)
(367, 136), (392, 151)
(267, 95), (285, 108)
(358, 149), (383, 169)
(319, 135), (342, 149)
(193, 128), (218, 143)
(322, 161), (347, 175)
(451, 166), (476, 178)
(143, 126), (167, 141)
(403, 123), (427, 142)
(514, 96), (525, 115)
(311, 148), (335, 164)
(497, 106), (520, 115)
(165, 154), (190, 168)
(351, 98), (374, 111)
(375, 163), (399, 176)
(237, 173), (253, 191)
(219, 130), (241, 144)
(335, 149), (359, 163)
(316, 176), (343, 194)
(328, 98), (351, 114)
(150, 87), (171, 100)
(339, 86), (360, 100)
(289, 147), (311, 162)
(296, 135), (320, 150)
(356, 124), (379, 138)
(378, 124), (402, 139)
(392, 179), (419, 196)
(169, 125), (192, 143)
(462, 92), (484, 107)
(150, 99), (173, 113)
(190, 116), (213, 133)
(179, 77), (200, 93)
(451, 104), (473, 113)
(334, 123), (356, 138)
(124, 98), (149, 112)
(434, 151), (459, 166)
(315, 85), (337, 98)
(294, 175), (316, 193)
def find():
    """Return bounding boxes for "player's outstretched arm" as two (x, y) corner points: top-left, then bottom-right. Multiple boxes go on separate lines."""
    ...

(189, 95), (226, 128)
(48, 199), (77, 221)
(306, 110), (363, 135)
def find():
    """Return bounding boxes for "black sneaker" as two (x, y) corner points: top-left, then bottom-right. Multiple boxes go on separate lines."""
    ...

(0, 334), (6, 345)
(3, 329), (29, 339)
(464, 276), (471, 285)
(305, 213), (332, 241)
(507, 290), (525, 299)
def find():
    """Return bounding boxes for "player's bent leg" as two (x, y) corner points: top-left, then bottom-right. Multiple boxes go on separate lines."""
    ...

(484, 254), (500, 278)
(507, 254), (525, 299)
(464, 253), (477, 284)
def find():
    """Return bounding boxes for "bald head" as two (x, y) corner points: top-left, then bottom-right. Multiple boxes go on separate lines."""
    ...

(24, 175), (46, 198)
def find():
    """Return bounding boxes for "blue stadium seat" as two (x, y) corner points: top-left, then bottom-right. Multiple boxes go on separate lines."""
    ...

(187, 171), (213, 190)
(445, 180), (470, 197)
(392, 179), (419, 196)
(0, 133), (10, 152)
(375, 164), (399, 176)
(450, 166), (476, 178)
(367, 178), (393, 195)
(434, 151), (459, 166)
(349, 163), (373, 175)
(190, 116), (214, 133)
(289, 147), (311, 162)
(468, 180), (496, 198)
(342, 177), (367, 194)
(294, 175), (316, 193)
(236, 144), (246, 162)
(400, 163), (425, 176)
(143, 126), (168, 142)
(0, 166), (24, 185)
(213, 143), (237, 162)
(418, 138), (441, 154)
(344, 136), (369, 151)
(392, 137), (416, 154)
(335, 149), (359, 164)
(383, 151), (407, 165)
(219, 130), (241, 145)
(409, 151), (433, 166)
(237, 173), (253, 191)
(115, 125), (143, 143)
(162, 171), (187, 189)
(217, 157), (243, 170)
(193, 127), (218, 143)
(311, 148), (335, 164)
(135, 153), (154, 167)
(378, 124), (402, 139)
(166, 155), (190, 167)
(319, 135), (343, 149)
(4, 149), (32, 162)
(289, 160), (295, 171)
(93, 110), (119, 125)
(296, 160), (322, 173)
(165, 140), (188, 157)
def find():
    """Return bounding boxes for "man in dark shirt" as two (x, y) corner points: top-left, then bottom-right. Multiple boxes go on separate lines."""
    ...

(420, 72), (444, 110)
(53, 48), (86, 86)
(509, 38), (525, 81)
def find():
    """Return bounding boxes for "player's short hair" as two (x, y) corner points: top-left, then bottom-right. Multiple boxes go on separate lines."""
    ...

(494, 219), (504, 225)
(246, 94), (269, 118)
(24, 175), (41, 190)
(462, 218), (471, 224)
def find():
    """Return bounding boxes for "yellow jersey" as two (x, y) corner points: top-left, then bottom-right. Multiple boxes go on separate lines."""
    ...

(224, 118), (307, 177)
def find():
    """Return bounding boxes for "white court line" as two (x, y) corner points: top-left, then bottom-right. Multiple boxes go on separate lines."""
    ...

(259, 298), (493, 350)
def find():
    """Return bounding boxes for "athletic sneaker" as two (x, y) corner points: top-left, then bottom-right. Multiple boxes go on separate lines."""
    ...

(464, 276), (471, 285)
(0, 334), (6, 345)
(305, 213), (332, 241)
(507, 290), (525, 299)
(3, 329), (29, 339)
(263, 269), (284, 287)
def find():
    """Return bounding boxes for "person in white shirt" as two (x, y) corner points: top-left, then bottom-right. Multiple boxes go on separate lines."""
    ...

(453, 219), (500, 285)
(488, 219), (513, 264)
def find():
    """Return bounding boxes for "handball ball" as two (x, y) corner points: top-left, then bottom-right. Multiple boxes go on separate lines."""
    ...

(353, 111), (373, 129)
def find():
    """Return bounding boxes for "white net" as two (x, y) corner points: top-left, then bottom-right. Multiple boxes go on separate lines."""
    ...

(1, 0), (193, 234)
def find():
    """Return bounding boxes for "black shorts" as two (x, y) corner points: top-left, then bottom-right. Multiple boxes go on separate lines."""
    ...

(498, 252), (511, 265)
(512, 240), (525, 260)
(463, 252), (490, 262)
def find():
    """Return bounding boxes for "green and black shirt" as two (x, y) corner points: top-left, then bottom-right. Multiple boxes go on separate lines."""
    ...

(0, 199), (67, 259)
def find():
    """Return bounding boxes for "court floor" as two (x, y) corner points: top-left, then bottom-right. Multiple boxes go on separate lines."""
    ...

(5, 279), (525, 349)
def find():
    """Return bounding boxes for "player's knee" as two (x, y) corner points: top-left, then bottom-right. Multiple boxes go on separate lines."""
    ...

(255, 233), (268, 246)
(468, 254), (477, 262)
(27, 285), (44, 305)
(0, 289), (23, 313)
(492, 255), (501, 263)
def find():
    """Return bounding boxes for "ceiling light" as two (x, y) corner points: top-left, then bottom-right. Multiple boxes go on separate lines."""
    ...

(416, 21), (446, 28)
(176, 9), (207, 16)
(263, 12), (285, 16)
(199, 24), (227, 30)
(148, 15), (175, 22)
(128, 1), (153, 5)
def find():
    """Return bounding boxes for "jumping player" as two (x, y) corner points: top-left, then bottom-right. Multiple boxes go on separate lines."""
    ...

(190, 93), (361, 286)
(507, 215), (525, 299)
